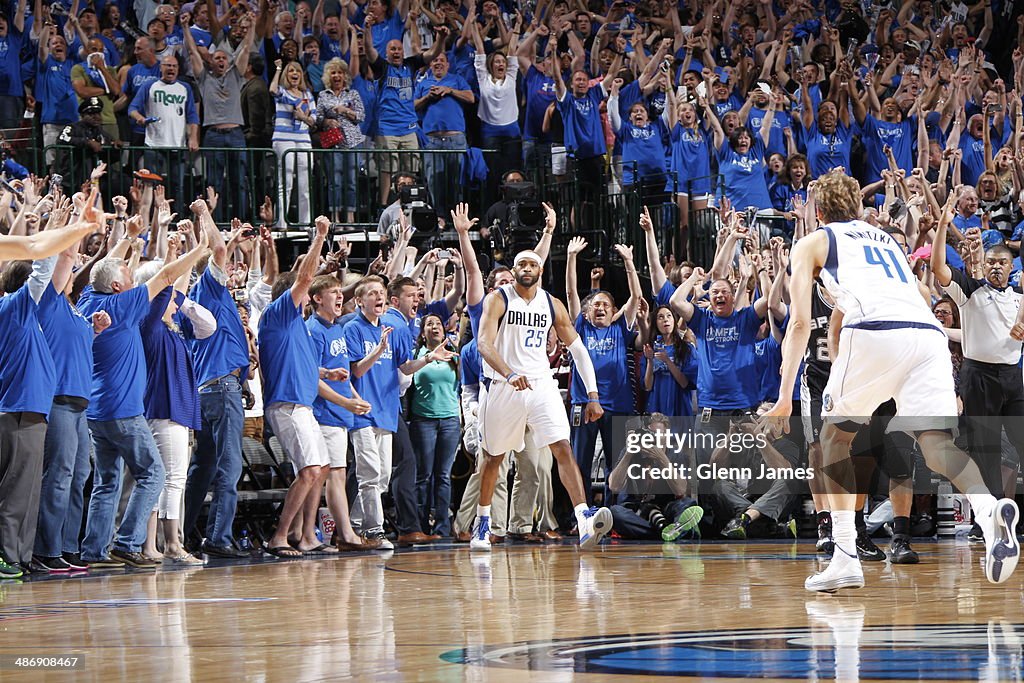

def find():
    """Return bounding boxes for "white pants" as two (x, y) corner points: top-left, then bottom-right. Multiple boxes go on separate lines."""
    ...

(349, 426), (393, 535)
(274, 140), (312, 227)
(148, 419), (190, 520)
(43, 124), (63, 168)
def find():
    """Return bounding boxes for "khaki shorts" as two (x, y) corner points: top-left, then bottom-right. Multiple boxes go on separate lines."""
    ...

(376, 133), (421, 174)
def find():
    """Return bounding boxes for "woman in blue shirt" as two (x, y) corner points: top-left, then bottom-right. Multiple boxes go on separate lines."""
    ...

(668, 98), (713, 235)
(139, 255), (217, 566)
(642, 305), (697, 417)
(270, 59), (317, 227)
(704, 90), (776, 212)
(409, 313), (461, 537)
(608, 76), (675, 205)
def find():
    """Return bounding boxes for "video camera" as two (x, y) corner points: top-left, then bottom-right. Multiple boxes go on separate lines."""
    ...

(399, 182), (437, 234)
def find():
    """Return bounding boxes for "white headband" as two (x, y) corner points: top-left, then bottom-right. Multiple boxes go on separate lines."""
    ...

(514, 250), (542, 266)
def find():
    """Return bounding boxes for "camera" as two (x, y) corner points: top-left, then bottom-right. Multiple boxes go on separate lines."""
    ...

(399, 182), (437, 233)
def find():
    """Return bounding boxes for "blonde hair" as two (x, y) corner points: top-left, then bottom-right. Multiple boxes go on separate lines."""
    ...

(322, 57), (350, 90)
(813, 170), (863, 224)
(282, 61), (310, 93)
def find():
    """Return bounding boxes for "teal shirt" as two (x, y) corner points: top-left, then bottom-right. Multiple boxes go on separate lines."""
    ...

(410, 347), (459, 419)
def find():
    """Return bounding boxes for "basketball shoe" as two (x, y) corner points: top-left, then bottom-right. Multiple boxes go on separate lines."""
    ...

(576, 506), (612, 550)
(805, 545), (864, 593)
(978, 498), (1020, 584)
(469, 516), (491, 552)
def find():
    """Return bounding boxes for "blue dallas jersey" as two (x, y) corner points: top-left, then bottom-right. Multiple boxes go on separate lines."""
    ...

(343, 310), (411, 432)
(258, 294), (319, 408)
(690, 305), (763, 410)
(570, 313), (635, 412)
(307, 315), (354, 429)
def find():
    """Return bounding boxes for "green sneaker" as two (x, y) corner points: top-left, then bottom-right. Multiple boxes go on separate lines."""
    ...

(0, 555), (23, 579)
(662, 506), (704, 542)
(779, 518), (798, 539)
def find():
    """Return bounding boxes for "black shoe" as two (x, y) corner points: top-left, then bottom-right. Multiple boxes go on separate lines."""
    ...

(856, 529), (886, 562)
(30, 555), (72, 574)
(816, 519), (834, 554)
(201, 542), (247, 559)
(967, 522), (984, 544)
(888, 535), (920, 564)
(62, 553), (89, 571)
(109, 548), (158, 569)
(722, 514), (749, 539)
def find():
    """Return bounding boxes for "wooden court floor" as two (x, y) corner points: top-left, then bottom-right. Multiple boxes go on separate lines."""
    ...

(0, 540), (1022, 682)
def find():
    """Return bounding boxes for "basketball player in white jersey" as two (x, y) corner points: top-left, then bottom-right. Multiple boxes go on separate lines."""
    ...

(471, 250), (612, 551)
(763, 170), (1019, 592)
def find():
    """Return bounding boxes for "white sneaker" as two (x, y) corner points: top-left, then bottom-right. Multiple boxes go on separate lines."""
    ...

(805, 546), (864, 593)
(365, 532), (394, 550)
(469, 516), (492, 552)
(979, 498), (1020, 584)
(577, 507), (612, 550)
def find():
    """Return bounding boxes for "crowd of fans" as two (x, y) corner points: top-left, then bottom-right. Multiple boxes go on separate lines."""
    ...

(1, 0), (1024, 577)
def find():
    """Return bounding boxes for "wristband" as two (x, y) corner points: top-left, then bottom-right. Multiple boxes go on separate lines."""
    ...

(506, 371), (519, 382)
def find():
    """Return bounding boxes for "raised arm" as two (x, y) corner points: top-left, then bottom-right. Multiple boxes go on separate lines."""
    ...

(614, 244), (640, 328)
(930, 189), (958, 288)
(565, 235), (586, 320)
(640, 205), (668, 293)
(451, 202), (483, 306)
(668, 266), (705, 322)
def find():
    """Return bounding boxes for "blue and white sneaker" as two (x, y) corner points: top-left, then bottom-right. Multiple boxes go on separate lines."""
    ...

(577, 506), (612, 550)
(470, 516), (492, 552)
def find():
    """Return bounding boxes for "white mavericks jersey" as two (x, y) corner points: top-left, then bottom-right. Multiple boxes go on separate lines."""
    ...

(817, 220), (939, 330)
(482, 284), (556, 381)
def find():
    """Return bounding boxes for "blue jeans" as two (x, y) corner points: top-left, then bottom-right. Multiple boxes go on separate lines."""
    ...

(184, 374), (244, 547)
(203, 127), (250, 222)
(82, 415), (166, 559)
(424, 133), (466, 218)
(327, 142), (365, 213)
(571, 409), (623, 506)
(409, 416), (461, 536)
(610, 498), (699, 540)
(34, 401), (92, 557)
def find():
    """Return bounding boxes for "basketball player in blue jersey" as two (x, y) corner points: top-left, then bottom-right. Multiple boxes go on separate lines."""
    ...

(471, 250), (612, 551)
(763, 170), (1019, 593)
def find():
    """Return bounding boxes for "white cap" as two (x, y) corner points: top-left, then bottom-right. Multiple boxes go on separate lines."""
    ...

(513, 250), (543, 266)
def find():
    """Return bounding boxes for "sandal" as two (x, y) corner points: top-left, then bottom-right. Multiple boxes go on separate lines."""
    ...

(263, 544), (302, 558)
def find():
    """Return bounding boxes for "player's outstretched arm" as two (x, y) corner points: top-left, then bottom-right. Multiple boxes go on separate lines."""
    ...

(552, 296), (603, 423)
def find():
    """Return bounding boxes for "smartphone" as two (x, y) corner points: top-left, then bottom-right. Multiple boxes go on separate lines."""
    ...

(757, 81), (772, 96)
(241, 227), (259, 238)
(437, 248), (451, 260)
(605, 22), (619, 31)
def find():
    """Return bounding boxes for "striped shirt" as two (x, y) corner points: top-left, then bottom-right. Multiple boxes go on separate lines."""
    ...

(272, 88), (315, 144)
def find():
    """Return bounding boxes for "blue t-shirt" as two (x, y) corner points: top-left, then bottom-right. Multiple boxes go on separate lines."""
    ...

(718, 137), (772, 211)
(365, 11), (405, 55)
(747, 106), (792, 159)
(343, 310), (411, 432)
(460, 338), (480, 386)
(654, 280), (676, 309)
(351, 74), (379, 137)
(78, 285), (151, 421)
(414, 71), (471, 133)
(467, 299), (484, 337)
(668, 123), (712, 196)
(861, 115), (914, 183)
(37, 56), (79, 125)
(570, 313), (634, 412)
(616, 119), (669, 186)
(141, 288), (201, 429)
(0, 284), (56, 415)
(189, 266), (249, 385)
(39, 283), (92, 401)
(374, 57), (422, 136)
(802, 120), (852, 178)
(690, 305), (763, 410)
(307, 314), (354, 428)
(642, 338), (697, 417)
(258, 293), (319, 407)
(0, 31), (25, 97)
(523, 65), (556, 141)
(558, 84), (607, 159)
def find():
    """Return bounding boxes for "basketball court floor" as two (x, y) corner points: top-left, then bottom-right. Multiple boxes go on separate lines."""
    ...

(1, 539), (1021, 681)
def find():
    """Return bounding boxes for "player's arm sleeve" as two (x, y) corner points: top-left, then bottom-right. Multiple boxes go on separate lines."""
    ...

(566, 336), (598, 396)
